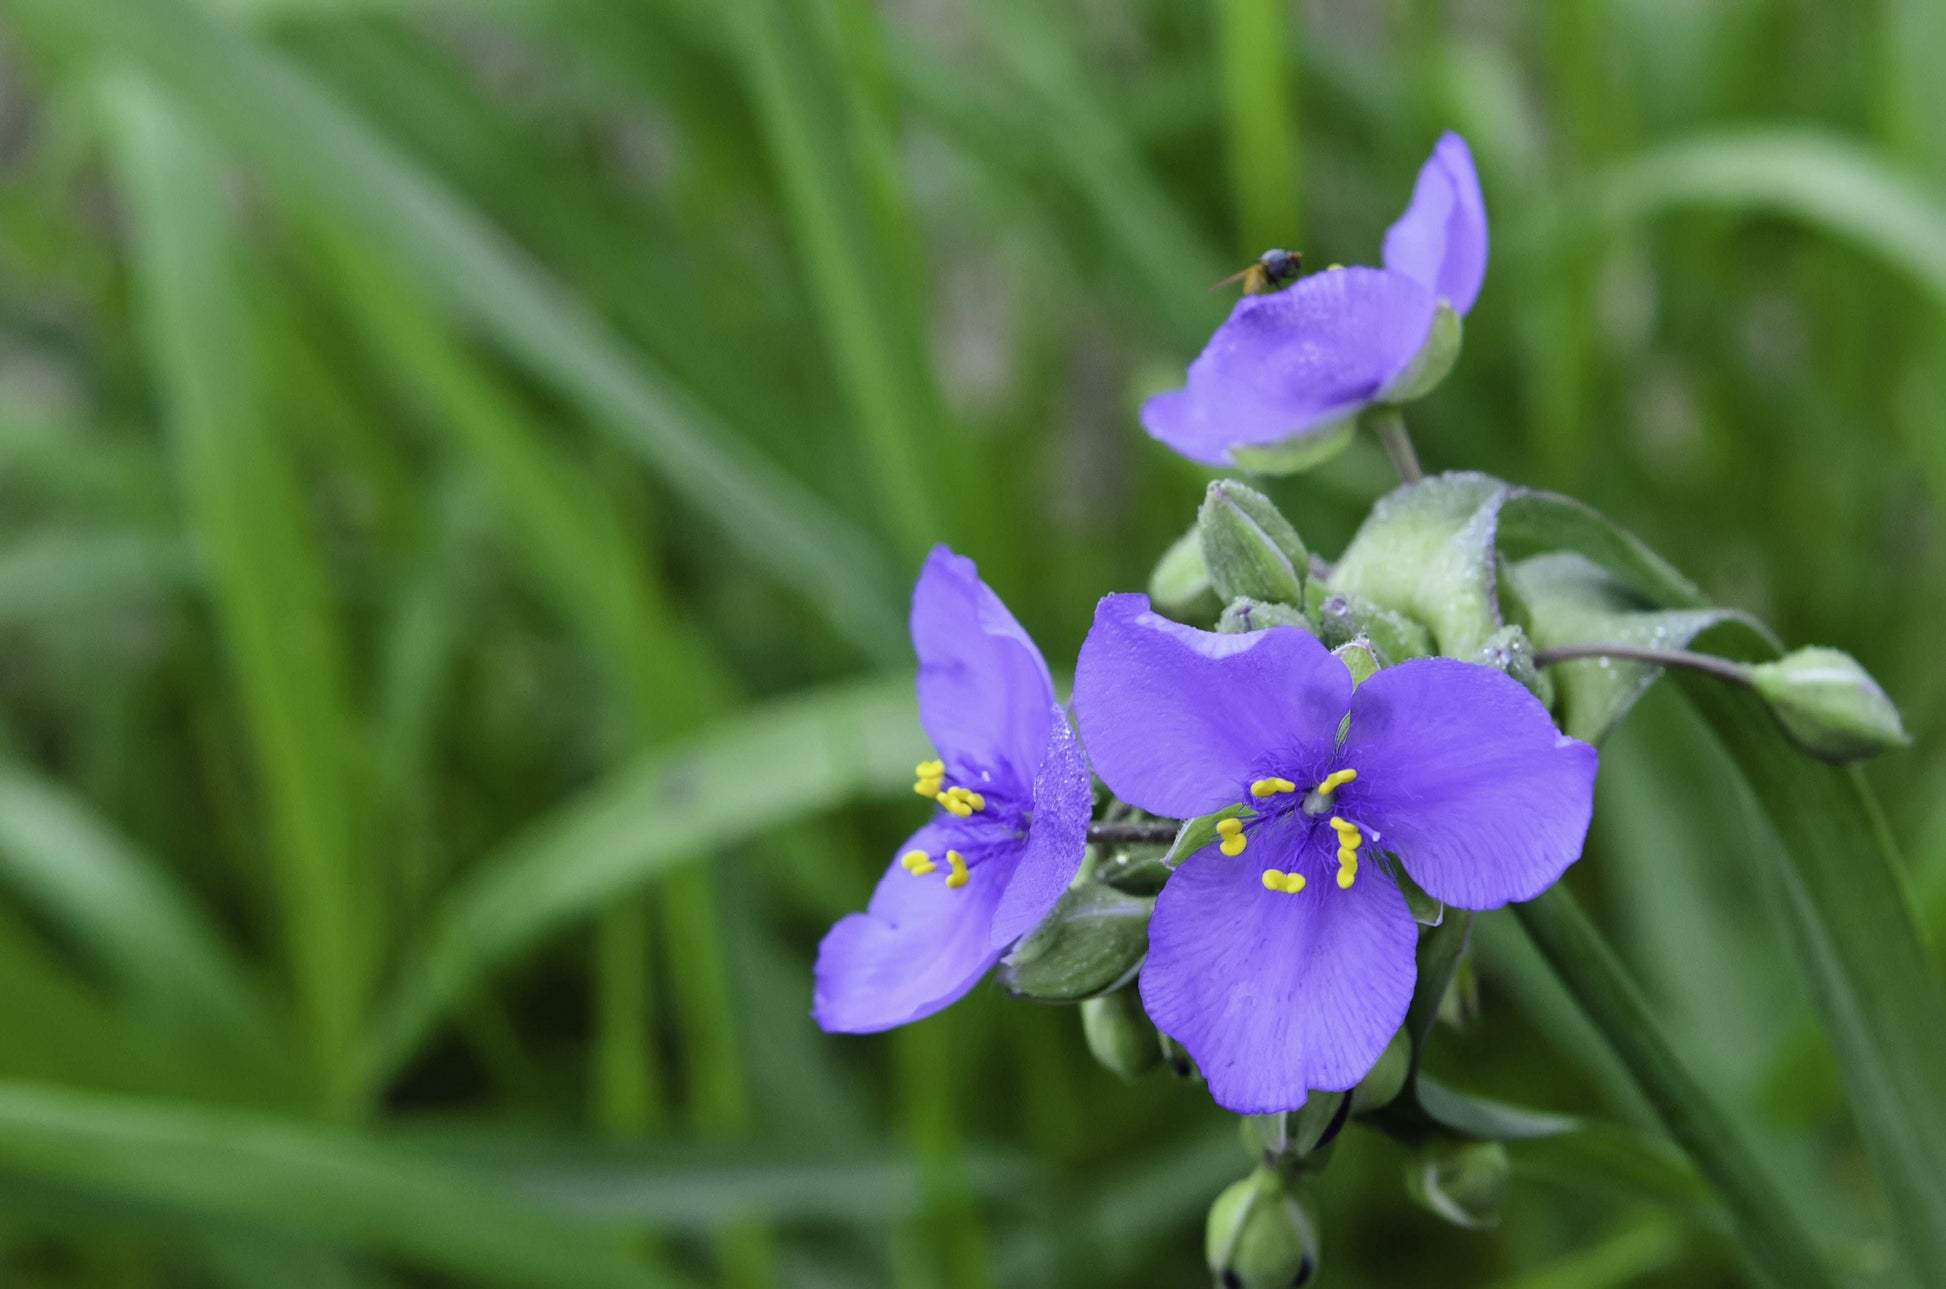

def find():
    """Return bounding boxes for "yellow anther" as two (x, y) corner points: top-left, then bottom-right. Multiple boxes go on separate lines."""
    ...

(916, 759), (944, 778)
(960, 789), (986, 812)
(1249, 777), (1298, 798)
(1315, 768), (1358, 795)
(1220, 834), (1248, 857)
(937, 791), (973, 818)
(901, 849), (938, 876)
(914, 777), (944, 797)
(1261, 869), (1307, 894)
(1336, 865), (1357, 889)
(1215, 818), (1244, 839)
(1337, 846), (1359, 867)
(945, 850), (970, 889)
(1330, 818), (1363, 850)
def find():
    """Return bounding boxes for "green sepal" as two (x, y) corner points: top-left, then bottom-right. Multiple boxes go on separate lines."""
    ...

(996, 883), (1152, 1001)
(1351, 1028), (1412, 1114)
(1228, 419), (1356, 475)
(1749, 647), (1909, 763)
(1245, 1092), (1350, 1176)
(1198, 480), (1309, 606)
(1376, 300), (1462, 405)
(1080, 988), (1162, 1080)
(1206, 1168), (1320, 1289)
(1402, 1139), (1510, 1230)
(1332, 639), (1379, 687)
(1219, 597), (1316, 636)
(1159, 1032), (1200, 1081)
(1149, 524), (1218, 620)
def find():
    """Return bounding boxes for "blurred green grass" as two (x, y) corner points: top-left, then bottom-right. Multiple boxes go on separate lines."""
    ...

(0, 0), (1942, 1284)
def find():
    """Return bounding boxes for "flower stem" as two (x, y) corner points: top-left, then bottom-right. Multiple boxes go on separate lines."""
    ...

(1366, 406), (1423, 483)
(1514, 887), (1837, 1289)
(1087, 821), (1180, 845)
(1531, 643), (1754, 687)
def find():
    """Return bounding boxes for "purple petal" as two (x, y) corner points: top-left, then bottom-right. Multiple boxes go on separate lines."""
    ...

(812, 818), (1017, 1033)
(1338, 659), (1597, 910)
(990, 710), (1094, 949)
(1381, 132), (1488, 315)
(1140, 268), (1438, 466)
(1140, 825), (1418, 1112)
(911, 546), (1057, 787)
(1073, 595), (1353, 819)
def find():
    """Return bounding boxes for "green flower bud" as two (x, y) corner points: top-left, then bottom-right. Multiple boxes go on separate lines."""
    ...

(1351, 1028), (1411, 1114)
(997, 883), (1151, 1001)
(1206, 1168), (1319, 1289)
(1474, 624), (1553, 707)
(1404, 1139), (1510, 1230)
(1199, 481), (1309, 607)
(1218, 597), (1316, 636)
(1150, 525), (1219, 619)
(1081, 989), (1162, 1080)
(1332, 640), (1379, 688)
(1314, 590), (1434, 664)
(1376, 301), (1463, 405)
(1749, 647), (1909, 763)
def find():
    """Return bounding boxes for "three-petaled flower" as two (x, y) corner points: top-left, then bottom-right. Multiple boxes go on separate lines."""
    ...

(814, 547), (1093, 1033)
(1074, 595), (1596, 1114)
(1142, 132), (1488, 467)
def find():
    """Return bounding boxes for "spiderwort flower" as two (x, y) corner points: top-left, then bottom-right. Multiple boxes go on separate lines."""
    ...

(1073, 595), (1595, 1113)
(813, 547), (1092, 1032)
(1142, 132), (1488, 467)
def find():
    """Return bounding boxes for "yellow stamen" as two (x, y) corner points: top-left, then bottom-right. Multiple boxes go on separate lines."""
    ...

(960, 789), (985, 812)
(916, 759), (944, 778)
(937, 791), (973, 818)
(1249, 776), (1298, 798)
(1215, 818), (1244, 838)
(1220, 834), (1248, 857)
(1261, 869), (1307, 894)
(1315, 768), (1358, 795)
(901, 849), (938, 875)
(914, 777), (943, 797)
(1330, 818), (1363, 850)
(945, 850), (970, 889)
(1336, 867), (1357, 889)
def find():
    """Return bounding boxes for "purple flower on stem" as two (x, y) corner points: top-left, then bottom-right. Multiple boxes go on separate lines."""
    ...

(1142, 132), (1488, 468)
(1073, 595), (1595, 1113)
(814, 547), (1092, 1033)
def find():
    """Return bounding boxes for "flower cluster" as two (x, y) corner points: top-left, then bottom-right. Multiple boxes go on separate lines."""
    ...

(813, 133), (1597, 1118)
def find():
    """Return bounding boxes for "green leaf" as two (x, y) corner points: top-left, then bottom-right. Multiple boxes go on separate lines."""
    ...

(362, 675), (925, 1094)
(106, 75), (369, 1109)
(0, 1081), (684, 1289)
(1506, 553), (1764, 744)
(1413, 1076), (1578, 1142)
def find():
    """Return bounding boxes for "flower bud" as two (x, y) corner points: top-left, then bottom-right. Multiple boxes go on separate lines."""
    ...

(1749, 647), (1909, 763)
(1376, 301), (1463, 406)
(1206, 1168), (1319, 1289)
(1150, 526), (1219, 619)
(1404, 1139), (1510, 1230)
(1314, 591), (1433, 664)
(1332, 640), (1380, 687)
(997, 883), (1152, 1002)
(1081, 989), (1162, 1080)
(1219, 598), (1316, 636)
(1351, 1027), (1411, 1114)
(1199, 481), (1308, 607)
(1474, 624), (1553, 706)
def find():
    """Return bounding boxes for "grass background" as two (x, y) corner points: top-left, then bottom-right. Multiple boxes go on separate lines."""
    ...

(0, 0), (1944, 1284)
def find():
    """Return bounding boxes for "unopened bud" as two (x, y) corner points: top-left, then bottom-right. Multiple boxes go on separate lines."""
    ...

(1081, 989), (1162, 1080)
(1750, 647), (1908, 763)
(1376, 301), (1463, 405)
(997, 884), (1151, 1002)
(1199, 481), (1308, 607)
(1315, 591), (1433, 664)
(1474, 624), (1553, 706)
(1219, 597), (1315, 636)
(1404, 1139), (1510, 1230)
(1206, 1168), (1319, 1289)
(1150, 526), (1219, 619)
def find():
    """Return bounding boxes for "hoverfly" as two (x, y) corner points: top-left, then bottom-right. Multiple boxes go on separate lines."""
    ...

(1212, 248), (1303, 296)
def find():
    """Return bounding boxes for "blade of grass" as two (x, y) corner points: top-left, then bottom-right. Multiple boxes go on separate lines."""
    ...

(1214, 0), (1301, 252)
(15, 0), (906, 663)
(0, 1080), (687, 1289)
(359, 675), (925, 1097)
(104, 74), (369, 1114)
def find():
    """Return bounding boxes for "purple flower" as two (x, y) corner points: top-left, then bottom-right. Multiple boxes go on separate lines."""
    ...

(1073, 595), (1594, 1113)
(813, 547), (1092, 1033)
(1142, 132), (1488, 468)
